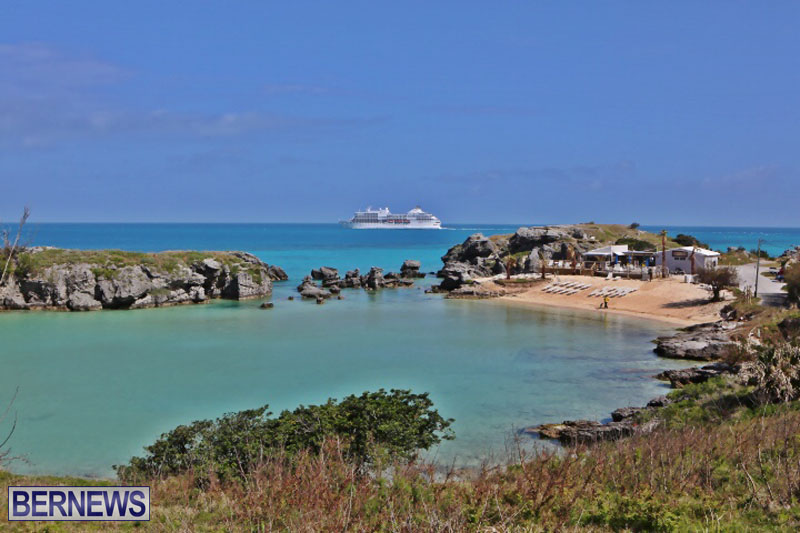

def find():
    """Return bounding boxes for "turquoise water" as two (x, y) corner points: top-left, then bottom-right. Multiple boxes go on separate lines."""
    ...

(642, 225), (800, 258)
(3, 223), (796, 478)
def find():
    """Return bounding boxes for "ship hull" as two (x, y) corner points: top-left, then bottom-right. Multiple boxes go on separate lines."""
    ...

(339, 221), (441, 229)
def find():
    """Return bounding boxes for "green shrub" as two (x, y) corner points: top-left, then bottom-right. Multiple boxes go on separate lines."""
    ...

(615, 237), (656, 251)
(674, 233), (711, 249)
(116, 389), (453, 483)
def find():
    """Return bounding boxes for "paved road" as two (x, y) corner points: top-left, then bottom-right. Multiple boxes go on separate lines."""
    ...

(736, 262), (787, 307)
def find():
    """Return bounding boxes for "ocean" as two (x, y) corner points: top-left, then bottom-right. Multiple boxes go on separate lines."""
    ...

(1, 223), (798, 478)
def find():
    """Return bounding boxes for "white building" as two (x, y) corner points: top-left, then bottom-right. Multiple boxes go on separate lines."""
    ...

(654, 246), (720, 273)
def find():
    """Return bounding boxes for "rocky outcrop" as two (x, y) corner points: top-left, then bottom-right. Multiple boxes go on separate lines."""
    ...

(339, 269), (362, 288)
(525, 419), (642, 445)
(0, 249), (282, 311)
(268, 265), (288, 281)
(364, 266), (385, 290)
(297, 261), (421, 298)
(297, 276), (332, 299)
(400, 260), (424, 278)
(653, 321), (739, 360)
(435, 225), (601, 291)
(654, 362), (739, 387)
(311, 266), (339, 282)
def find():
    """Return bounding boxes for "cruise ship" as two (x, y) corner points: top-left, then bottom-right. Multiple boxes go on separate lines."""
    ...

(340, 206), (442, 229)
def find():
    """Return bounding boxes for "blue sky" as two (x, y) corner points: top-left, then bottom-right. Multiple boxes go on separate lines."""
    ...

(0, 2), (798, 225)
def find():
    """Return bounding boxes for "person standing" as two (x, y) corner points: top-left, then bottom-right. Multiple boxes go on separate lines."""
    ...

(602, 295), (609, 309)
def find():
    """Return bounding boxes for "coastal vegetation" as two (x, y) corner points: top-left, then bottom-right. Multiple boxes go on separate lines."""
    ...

(695, 266), (739, 301)
(673, 233), (711, 249)
(5, 339), (800, 530)
(116, 389), (454, 484)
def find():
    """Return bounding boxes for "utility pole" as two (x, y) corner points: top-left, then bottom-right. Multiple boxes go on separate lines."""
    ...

(754, 238), (764, 298)
(660, 230), (667, 278)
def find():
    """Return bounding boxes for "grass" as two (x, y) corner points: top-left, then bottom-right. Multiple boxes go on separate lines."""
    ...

(6, 377), (800, 531)
(9, 248), (254, 278)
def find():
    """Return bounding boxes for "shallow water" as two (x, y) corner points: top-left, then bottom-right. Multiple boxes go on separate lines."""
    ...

(4, 222), (782, 477)
(1, 286), (685, 477)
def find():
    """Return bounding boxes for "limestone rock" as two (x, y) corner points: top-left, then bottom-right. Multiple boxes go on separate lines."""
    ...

(67, 291), (102, 311)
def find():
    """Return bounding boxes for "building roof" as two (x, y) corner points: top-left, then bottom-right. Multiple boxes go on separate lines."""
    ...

(670, 246), (720, 257)
(585, 245), (629, 256)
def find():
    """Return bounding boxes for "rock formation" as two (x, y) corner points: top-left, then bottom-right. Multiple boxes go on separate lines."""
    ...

(400, 259), (424, 278)
(0, 249), (281, 311)
(653, 321), (739, 360)
(435, 225), (601, 291)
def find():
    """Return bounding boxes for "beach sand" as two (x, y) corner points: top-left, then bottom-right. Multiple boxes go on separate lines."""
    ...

(491, 275), (726, 326)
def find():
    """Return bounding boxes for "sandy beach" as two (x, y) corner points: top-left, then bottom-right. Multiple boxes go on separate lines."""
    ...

(492, 275), (726, 327)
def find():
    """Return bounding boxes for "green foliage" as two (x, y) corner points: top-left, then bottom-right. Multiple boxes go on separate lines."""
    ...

(696, 266), (739, 301)
(90, 266), (115, 280)
(615, 237), (656, 251)
(581, 491), (679, 532)
(674, 233), (711, 249)
(6, 248), (257, 279)
(12, 252), (34, 278)
(750, 248), (771, 259)
(628, 222), (640, 229)
(117, 389), (454, 483)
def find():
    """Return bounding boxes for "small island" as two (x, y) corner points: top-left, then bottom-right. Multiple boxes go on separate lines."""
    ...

(0, 247), (287, 311)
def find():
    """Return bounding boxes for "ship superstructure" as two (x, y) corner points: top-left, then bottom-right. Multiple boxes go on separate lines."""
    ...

(340, 206), (442, 229)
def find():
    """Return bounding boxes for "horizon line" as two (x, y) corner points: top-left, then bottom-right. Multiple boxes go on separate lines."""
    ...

(8, 221), (800, 229)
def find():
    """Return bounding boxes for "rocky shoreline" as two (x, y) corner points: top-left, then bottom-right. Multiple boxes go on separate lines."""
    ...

(520, 312), (800, 445)
(295, 260), (423, 301)
(433, 225), (604, 292)
(0, 247), (287, 311)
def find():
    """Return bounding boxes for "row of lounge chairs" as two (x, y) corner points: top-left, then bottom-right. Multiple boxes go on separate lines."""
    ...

(541, 281), (592, 295)
(588, 286), (638, 298)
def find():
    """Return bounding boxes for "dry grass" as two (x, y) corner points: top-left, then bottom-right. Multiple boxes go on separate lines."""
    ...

(5, 404), (800, 531)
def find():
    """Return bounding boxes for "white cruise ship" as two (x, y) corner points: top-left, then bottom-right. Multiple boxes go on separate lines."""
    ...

(340, 206), (442, 229)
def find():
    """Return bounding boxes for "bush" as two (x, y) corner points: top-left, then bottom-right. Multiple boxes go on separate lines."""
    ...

(674, 233), (710, 249)
(750, 248), (771, 259)
(752, 343), (800, 404)
(696, 266), (738, 301)
(12, 252), (34, 279)
(615, 237), (655, 251)
(629, 222), (640, 230)
(116, 389), (453, 483)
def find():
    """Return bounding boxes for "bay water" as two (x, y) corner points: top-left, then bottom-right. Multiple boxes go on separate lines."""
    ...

(1, 223), (797, 477)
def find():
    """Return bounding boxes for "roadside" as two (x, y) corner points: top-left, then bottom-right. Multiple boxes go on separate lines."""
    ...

(736, 262), (787, 307)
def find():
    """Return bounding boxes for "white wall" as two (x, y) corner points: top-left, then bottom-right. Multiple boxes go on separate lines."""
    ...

(655, 249), (718, 272)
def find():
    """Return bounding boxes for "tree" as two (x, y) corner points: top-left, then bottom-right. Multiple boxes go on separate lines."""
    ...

(695, 266), (739, 301)
(674, 233), (710, 250)
(117, 389), (454, 483)
(785, 263), (800, 305)
(1, 207), (31, 286)
(628, 222), (640, 230)
(505, 255), (517, 280)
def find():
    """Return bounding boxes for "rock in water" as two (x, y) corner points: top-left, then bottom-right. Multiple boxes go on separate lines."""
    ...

(400, 259), (424, 278)
(311, 266), (339, 281)
(268, 265), (288, 281)
(364, 266), (385, 290)
(297, 276), (332, 299)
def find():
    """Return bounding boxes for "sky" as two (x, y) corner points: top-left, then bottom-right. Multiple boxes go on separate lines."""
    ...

(0, 2), (798, 225)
